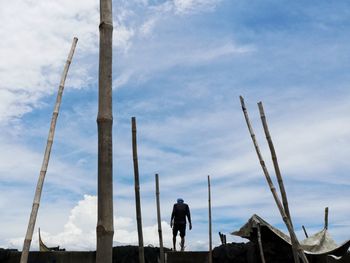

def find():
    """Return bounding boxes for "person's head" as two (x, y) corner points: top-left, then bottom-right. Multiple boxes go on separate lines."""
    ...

(177, 198), (184, 204)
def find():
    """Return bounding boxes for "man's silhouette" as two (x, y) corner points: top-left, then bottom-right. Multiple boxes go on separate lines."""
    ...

(170, 198), (192, 251)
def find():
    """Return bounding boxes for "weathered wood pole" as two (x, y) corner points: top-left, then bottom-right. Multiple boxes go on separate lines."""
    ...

(155, 174), (165, 263)
(219, 232), (224, 245)
(20, 37), (78, 263)
(96, 0), (114, 262)
(302, 225), (309, 238)
(258, 102), (293, 223)
(208, 175), (213, 263)
(324, 207), (329, 230)
(257, 223), (266, 263)
(219, 232), (227, 245)
(239, 96), (308, 263)
(132, 117), (145, 263)
(258, 101), (304, 262)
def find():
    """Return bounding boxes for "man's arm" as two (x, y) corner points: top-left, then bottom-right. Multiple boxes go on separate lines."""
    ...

(170, 204), (175, 228)
(186, 205), (192, 230)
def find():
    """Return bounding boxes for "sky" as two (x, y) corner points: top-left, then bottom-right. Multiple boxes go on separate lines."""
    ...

(0, 0), (350, 252)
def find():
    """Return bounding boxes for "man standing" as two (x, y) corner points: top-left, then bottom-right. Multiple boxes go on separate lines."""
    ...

(170, 198), (192, 251)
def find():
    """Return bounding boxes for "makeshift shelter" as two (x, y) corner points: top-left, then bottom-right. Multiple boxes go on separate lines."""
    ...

(232, 215), (350, 262)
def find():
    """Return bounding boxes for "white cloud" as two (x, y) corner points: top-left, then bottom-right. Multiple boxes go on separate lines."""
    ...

(113, 41), (252, 88)
(5, 195), (175, 250)
(140, 18), (158, 36)
(0, 0), (226, 122)
(192, 43), (254, 62)
(114, 24), (135, 52)
(173, 0), (221, 14)
(0, 0), (99, 123)
(0, 135), (95, 194)
(0, 89), (37, 122)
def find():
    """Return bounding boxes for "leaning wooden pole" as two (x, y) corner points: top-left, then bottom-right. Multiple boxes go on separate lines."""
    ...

(257, 223), (266, 263)
(324, 207), (329, 230)
(132, 117), (145, 263)
(258, 101), (305, 262)
(20, 37), (78, 263)
(258, 102), (293, 223)
(302, 225), (309, 238)
(155, 174), (165, 263)
(96, 0), (114, 262)
(239, 96), (308, 263)
(208, 175), (213, 263)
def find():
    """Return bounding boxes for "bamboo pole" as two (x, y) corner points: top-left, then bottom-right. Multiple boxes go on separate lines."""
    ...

(258, 101), (306, 262)
(155, 174), (165, 263)
(96, 0), (114, 262)
(324, 207), (329, 230)
(20, 37), (78, 263)
(239, 96), (308, 263)
(132, 117), (145, 263)
(302, 226), (309, 238)
(258, 102), (293, 223)
(208, 175), (213, 263)
(257, 223), (266, 263)
(219, 232), (224, 245)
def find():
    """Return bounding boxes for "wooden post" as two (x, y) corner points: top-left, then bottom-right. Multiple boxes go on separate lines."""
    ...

(219, 232), (223, 245)
(155, 174), (165, 263)
(239, 96), (308, 263)
(257, 223), (266, 263)
(20, 37), (78, 263)
(324, 207), (329, 230)
(302, 226), (309, 238)
(132, 117), (145, 263)
(258, 101), (305, 262)
(96, 0), (114, 262)
(208, 175), (213, 263)
(258, 102), (293, 222)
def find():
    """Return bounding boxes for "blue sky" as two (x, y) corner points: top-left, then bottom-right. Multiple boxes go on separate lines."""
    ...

(1, 0), (350, 251)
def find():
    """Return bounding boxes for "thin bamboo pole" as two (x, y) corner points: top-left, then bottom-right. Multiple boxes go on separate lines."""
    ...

(132, 117), (145, 263)
(96, 0), (114, 262)
(239, 96), (308, 263)
(20, 37), (78, 263)
(258, 102), (293, 223)
(302, 226), (309, 238)
(219, 232), (224, 245)
(324, 207), (329, 230)
(258, 101), (306, 262)
(208, 175), (213, 263)
(257, 223), (266, 263)
(155, 174), (165, 263)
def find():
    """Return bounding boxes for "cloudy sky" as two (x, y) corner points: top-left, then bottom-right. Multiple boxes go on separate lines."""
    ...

(1, 0), (350, 252)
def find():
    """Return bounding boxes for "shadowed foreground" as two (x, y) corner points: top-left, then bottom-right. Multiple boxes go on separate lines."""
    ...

(0, 246), (167, 263)
(1, 244), (349, 263)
